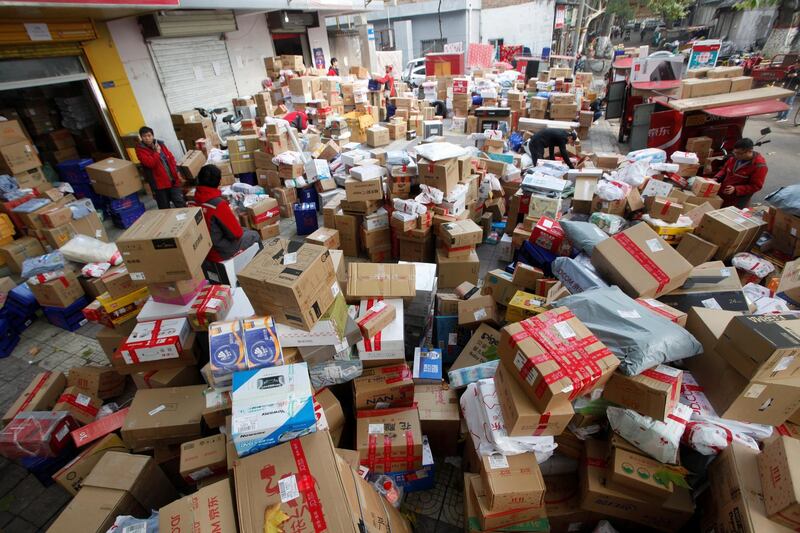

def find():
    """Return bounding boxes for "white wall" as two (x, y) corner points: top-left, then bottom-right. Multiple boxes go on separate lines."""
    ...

(225, 13), (276, 97)
(307, 20), (333, 70)
(480, 0), (555, 57)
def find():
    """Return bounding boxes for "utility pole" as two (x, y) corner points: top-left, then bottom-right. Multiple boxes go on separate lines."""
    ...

(571, 0), (586, 61)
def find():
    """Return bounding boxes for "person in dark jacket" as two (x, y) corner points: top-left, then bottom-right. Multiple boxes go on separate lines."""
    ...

(327, 58), (339, 76)
(524, 128), (578, 169)
(192, 165), (261, 262)
(134, 126), (186, 209)
(713, 137), (768, 208)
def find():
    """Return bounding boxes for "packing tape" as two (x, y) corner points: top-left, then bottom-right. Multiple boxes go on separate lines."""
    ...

(612, 232), (671, 294)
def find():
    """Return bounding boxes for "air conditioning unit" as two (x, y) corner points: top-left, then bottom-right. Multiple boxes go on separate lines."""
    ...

(139, 10), (238, 39)
(267, 11), (319, 33)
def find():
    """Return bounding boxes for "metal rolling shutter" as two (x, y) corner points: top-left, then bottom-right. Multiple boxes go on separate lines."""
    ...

(148, 36), (238, 114)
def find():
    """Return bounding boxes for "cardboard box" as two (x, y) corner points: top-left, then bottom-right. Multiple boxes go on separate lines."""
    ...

(132, 365), (201, 389)
(494, 363), (574, 436)
(231, 363), (315, 457)
(603, 365), (683, 421)
(356, 406), (423, 473)
(2, 371), (65, 424)
(353, 363), (414, 409)
(415, 384), (460, 456)
(233, 430), (412, 533)
(499, 307), (619, 411)
(657, 260), (747, 313)
(418, 157), (459, 194)
(676, 233), (719, 266)
(0, 141), (40, 174)
(591, 222), (693, 298)
(48, 452), (177, 533)
(758, 436), (800, 529)
(436, 249), (479, 288)
(439, 219), (482, 247)
(306, 227), (340, 250)
(71, 209), (109, 242)
(159, 478), (237, 532)
(607, 442), (674, 501)
(121, 384), (207, 449)
(120, 317), (191, 366)
(28, 270), (85, 308)
(179, 434), (227, 483)
(238, 239), (338, 330)
(366, 125), (390, 147)
(0, 236), (44, 274)
(449, 323), (500, 372)
(730, 75), (754, 92)
(52, 434), (128, 496)
(648, 196), (683, 223)
(356, 298), (396, 339)
(86, 158), (141, 198)
(67, 365), (124, 401)
(347, 263), (415, 299)
(512, 263), (544, 291)
(53, 385), (103, 425)
(245, 197), (279, 228)
(715, 314), (800, 382)
(580, 440), (694, 532)
(479, 452), (545, 513)
(468, 473), (546, 531)
(345, 177), (383, 202)
(0, 119), (28, 147)
(315, 387), (345, 445)
(505, 290), (547, 323)
(457, 295), (499, 327)
(116, 208), (211, 284)
(40, 205), (72, 229)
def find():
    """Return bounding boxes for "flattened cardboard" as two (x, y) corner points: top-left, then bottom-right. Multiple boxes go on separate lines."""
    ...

(52, 434), (129, 496)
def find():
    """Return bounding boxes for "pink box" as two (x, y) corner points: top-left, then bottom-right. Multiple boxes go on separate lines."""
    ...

(119, 318), (191, 364)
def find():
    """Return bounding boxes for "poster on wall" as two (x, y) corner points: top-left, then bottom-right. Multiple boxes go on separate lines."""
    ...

(688, 39), (721, 70)
(555, 6), (565, 30)
(313, 48), (325, 69)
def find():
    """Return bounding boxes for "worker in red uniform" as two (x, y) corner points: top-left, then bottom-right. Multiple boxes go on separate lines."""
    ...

(327, 57), (339, 76)
(135, 126), (186, 209)
(713, 137), (768, 208)
(374, 65), (397, 101)
(283, 110), (308, 132)
(191, 165), (261, 262)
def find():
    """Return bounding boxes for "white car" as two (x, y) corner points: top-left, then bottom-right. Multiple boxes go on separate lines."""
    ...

(402, 57), (426, 87)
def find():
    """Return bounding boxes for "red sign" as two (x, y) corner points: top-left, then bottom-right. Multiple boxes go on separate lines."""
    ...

(555, 6), (566, 29)
(647, 109), (683, 154)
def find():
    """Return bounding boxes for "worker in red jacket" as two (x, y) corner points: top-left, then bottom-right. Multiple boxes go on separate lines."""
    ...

(374, 65), (397, 100)
(713, 137), (768, 208)
(135, 126), (186, 209)
(283, 110), (308, 132)
(191, 165), (261, 262)
(327, 57), (339, 76)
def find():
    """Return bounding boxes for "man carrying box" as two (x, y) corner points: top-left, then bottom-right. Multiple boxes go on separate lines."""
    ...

(135, 126), (186, 209)
(713, 137), (767, 208)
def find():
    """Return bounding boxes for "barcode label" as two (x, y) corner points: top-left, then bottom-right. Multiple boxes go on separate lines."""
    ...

(701, 298), (722, 310)
(646, 238), (664, 253)
(423, 363), (437, 374)
(283, 252), (297, 265)
(488, 453), (509, 469)
(235, 416), (258, 434)
(554, 321), (576, 339)
(122, 524), (147, 533)
(148, 404), (166, 416)
(279, 475), (300, 503)
(369, 424), (384, 434)
(75, 393), (91, 406)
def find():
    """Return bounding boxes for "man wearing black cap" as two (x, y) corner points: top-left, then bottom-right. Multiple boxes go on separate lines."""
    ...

(524, 128), (578, 169)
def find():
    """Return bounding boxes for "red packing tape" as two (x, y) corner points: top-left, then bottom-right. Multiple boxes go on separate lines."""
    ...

(289, 439), (327, 532)
(612, 232), (671, 294)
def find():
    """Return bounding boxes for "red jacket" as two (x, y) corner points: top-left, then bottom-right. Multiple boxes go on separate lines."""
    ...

(135, 141), (181, 191)
(327, 67), (339, 76)
(714, 152), (768, 207)
(375, 73), (397, 97)
(284, 111), (308, 130)
(191, 185), (243, 262)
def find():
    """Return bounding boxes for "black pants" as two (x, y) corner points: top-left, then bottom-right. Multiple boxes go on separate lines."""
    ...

(528, 139), (554, 167)
(154, 186), (186, 209)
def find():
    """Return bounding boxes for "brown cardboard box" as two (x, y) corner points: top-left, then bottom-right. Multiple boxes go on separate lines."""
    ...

(499, 307), (619, 412)
(233, 430), (412, 533)
(657, 260), (747, 313)
(439, 219), (482, 247)
(48, 452), (177, 533)
(777, 258), (800, 306)
(479, 452), (545, 513)
(28, 270), (84, 308)
(606, 441), (674, 501)
(572, 176), (598, 215)
(418, 157), (459, 194)
(544, 474), (601, 533)
(121, 384), (207, 450)
(676, 233), (719, 266)
(356, 299), (396, 339)
(0, 119), (28, 147)
(602, 365), (683, 421)
(306, 227), (340, 250)
(415, 383), (460, 456)
(701, 442), (791, 533)
(345, 177), (383, 202)
(238, 239), (338, 330)
(730, 75), (754, 92)
(715, 314), (800, 382)
(87, 158), (141, 199)
(316, 387), (345, 445)
(758, 436), (800, 529)
(457, 295), (499, 327)
(179, 434), (227, 483)
(116, 208), (211, 284)
(468, 473), (545, 531)
(648, 196), (683, 223)
(70, 209), (109, 242)
(680, 77), (732, 98)
(0, 141), (41, 174)
(494, 363), (574, 436)
(591, 222), (693, 298)
(336, 212), (360, 257)
(580, 440), (694, 532)
(100, 266), (136, 300)
(1, 371), (65, 425)
(67, 365), (125, 400)
(53, 385), (102, 425)
(159, 478), (237, 532)
(0, 236), (44, 274)
(482, 269), (518, 306)
(549, 103), (578, 120)
(40, 224), (75, 249)
(512, 263), (544, 290)
(347, 263), (415, 299)
(685, 307), (800, 426)
(366, 125), (390, 147)
(356, 406), (423, 473)
(132, 365), (201, 389)
(353, 363), (414, 410)
(695, 207), (766, 261)
(52, 434), (128, 496)
(437, 249), (480, 288)
(708, 65), (745, 78)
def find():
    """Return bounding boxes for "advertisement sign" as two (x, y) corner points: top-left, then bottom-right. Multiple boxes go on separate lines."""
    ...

(688, 39), (721, 70)
(555, 5), (566, 29)
(631, 55), (686, 83)
(313, 48), (325, 69)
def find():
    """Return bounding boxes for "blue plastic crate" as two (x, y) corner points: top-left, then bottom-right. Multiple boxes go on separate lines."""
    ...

(55, 159), (93, 184)
(7, 283), (39, 313)
(111, 204), (146, 229)
(105, 193), (143, 212)
(298, 186), (320, 210)
(70, 183), (107, 210)
(20, 448), (76, 487)
(293, 202), (318, 235)
(0, 318), (20, 358)
(43, 296), (89, 331)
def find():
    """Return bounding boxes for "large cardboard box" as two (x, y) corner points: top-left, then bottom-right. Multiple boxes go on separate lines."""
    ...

(418, 157), (459, 194)
(580, 440), (694, 532)
(494, 363), (574, 436)
(676, 233), (719, 266)
(715, 314), (800, 382)
(48, 452), (177, 533)
(468, 472), (546, 531)
(415, 383), (460, 456)
(347, 263), (416, 299)
(28, 270), (84, 308)
(159, 478), (237, 532)
(116, 208), (211, 284)
(602, 365), (683, 421)
(0, 140), (41, 174)
(355, 406), (423, 474)
(758, 436), (800, 529)
(658, 260), (747, 312)
(701, 442), (793, 533)
(234, 430), (412, 533)
(591, 222), (693, 298)
(499, 307), (619, 411)
(2, 371), (65, 425)
(238, 239), (338, 330)
(353, 363), (414, 409)
(479, 452), (545, 513)
(86, 158), (141, 199)
(436, 249), (479, 288)
(52, 434), (128, 496)
(695, 207), (766, 261)
(439, 219), (482, 247)
(53, 385), (103, 425)
(0, 236), (44, 274)
(464, 474), (549, 532)
(121, 384), (207, 449)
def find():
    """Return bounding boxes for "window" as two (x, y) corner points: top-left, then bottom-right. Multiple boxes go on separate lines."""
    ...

(420, 38), (447, 54)
(376, 28), (395, 51)
(489, 38), (504, 60)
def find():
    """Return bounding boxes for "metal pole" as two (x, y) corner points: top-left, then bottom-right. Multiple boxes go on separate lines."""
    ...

(571, 0), (586, 61)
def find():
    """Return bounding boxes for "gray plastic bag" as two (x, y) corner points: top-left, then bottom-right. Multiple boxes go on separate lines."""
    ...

(552, 256), (609, 294)
(555, 286), (702, 376)
(560, 220), (608, 256)
(765, 184), (800, 216)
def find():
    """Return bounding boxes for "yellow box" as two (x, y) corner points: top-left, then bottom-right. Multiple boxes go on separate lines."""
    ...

(505, 290), (547, 323)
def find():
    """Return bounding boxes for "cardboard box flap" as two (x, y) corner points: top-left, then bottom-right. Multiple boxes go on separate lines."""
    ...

(347, 263), (416, 298)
